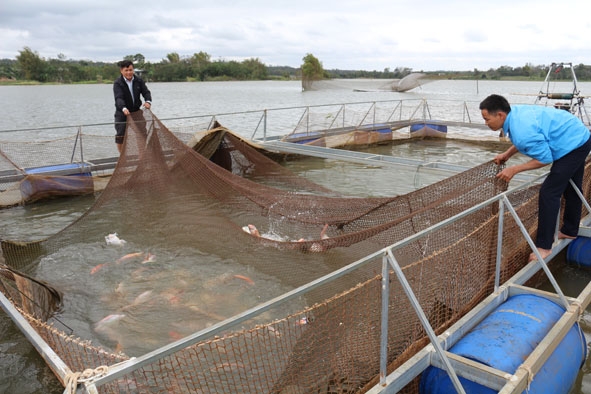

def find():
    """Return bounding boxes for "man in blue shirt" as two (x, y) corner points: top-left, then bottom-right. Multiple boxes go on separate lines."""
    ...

(480, 94), (591, 262)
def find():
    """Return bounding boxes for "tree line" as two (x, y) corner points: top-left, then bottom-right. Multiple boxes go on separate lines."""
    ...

(0, 47), (279, 83)
(2, 47), (591, 84)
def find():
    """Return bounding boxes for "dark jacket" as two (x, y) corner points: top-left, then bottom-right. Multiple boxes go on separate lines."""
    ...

(113, 75), (152, 114)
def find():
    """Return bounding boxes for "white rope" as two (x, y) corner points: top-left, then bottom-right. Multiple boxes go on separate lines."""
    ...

(522, 364), (534, 393)
(64, 365), (108, 394)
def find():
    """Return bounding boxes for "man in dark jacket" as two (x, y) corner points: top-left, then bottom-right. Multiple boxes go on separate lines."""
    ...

(113, 60), (152, 153)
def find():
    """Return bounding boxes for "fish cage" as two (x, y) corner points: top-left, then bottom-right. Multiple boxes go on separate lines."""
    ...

(1, 109), (590, 393)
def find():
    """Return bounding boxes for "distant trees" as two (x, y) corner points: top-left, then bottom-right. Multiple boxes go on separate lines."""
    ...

(301, 53), (325, 90)
(149, 52), (267, 82)
(9, 47), (120, 83)
(3, 47), (591, 84)
(16, 47), (46, 81)
(465, 63), (591, 81)
(0, 47), (276, 83)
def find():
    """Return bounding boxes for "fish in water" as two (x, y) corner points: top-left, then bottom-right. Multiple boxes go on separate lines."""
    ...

(105, 233), (126, 246)
(120, 290), (153, 311)
(169, 330), (184, 341)
(116, 252), (145, 264)
(242, 224), (261, 237)
(233, 274), (255, 285)
(90, 263), (106, 275)
(94, 313), (125, 332)
(320, 223), (329, 240)
(141, 253), (156, 264)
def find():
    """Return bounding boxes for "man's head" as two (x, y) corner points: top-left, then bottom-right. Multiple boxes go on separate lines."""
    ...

(479, 94), (511, 131)
(118, 60), (135, 81)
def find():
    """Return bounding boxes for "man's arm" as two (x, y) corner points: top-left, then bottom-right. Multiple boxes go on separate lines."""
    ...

(496, 158), (547, 182)
(494, 145), (518, 165)
(113, 79), (128, 113)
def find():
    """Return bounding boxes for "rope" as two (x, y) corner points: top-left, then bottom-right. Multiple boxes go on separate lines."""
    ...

(522, 364), (534, 393)
(0, 148), (26, 175)
(64, 365), (108, 394)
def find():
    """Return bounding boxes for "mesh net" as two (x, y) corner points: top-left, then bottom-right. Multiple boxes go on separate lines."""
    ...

(0, 128), (195, 207)
(1, 109), (589, 393)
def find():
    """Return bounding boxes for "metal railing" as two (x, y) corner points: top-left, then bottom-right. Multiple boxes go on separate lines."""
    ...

(0, 99), (489, 141)
(368, 175), (591, 393)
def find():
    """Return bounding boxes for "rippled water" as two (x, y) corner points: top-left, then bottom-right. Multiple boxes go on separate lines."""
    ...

(1, 80), (591, 393)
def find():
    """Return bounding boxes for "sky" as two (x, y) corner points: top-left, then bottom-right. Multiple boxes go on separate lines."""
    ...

(2, 0), (591, 72)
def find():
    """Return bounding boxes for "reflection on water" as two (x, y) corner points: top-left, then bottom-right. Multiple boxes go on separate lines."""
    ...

(0, 195), (98, 240)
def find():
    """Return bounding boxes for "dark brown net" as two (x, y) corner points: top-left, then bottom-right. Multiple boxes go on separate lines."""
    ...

(1, 109), (588, 393)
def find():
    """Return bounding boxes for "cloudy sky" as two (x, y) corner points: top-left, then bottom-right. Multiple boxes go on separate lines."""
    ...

(2, 0), (590, 71)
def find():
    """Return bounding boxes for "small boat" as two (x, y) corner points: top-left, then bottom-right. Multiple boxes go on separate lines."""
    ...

(409, 122), (448, 138)
(19, 163), (94, 204)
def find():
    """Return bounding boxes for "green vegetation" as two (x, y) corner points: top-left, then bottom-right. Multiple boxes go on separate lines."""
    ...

(2, 47), (591, 85)
(0, 47), (275, 84)
(301, 53), (328, 90)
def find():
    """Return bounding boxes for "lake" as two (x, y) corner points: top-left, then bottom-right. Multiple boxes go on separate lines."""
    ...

(1, 79), (591, 393)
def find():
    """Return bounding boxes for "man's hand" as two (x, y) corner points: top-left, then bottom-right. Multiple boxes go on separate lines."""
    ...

(496, 166), (519, 182)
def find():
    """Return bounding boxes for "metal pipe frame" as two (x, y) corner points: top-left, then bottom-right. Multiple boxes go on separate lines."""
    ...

(367, 177), (591, 393)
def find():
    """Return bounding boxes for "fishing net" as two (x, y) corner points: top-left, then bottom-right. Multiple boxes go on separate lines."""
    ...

(0, 108), (589, 393)
(303, 73), (430, 93)
(0, 128), (196, 207)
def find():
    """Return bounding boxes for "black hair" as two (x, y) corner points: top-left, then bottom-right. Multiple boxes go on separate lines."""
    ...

(118, 59), (134, 69)
(479, 94), (511, 114)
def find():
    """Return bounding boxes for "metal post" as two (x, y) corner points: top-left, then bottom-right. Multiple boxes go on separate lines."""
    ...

(379, 255), (390, 386)
(386, 249), (466, 394)
(494, 200), (505, 291)
(569, 179), (591, 213)
(500, 195), (569, 308)
(263, 109), (267, 142)
(71, 126), (81, 164)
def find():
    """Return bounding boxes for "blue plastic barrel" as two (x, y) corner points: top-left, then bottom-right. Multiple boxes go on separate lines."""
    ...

(420, 294), (586, 394)
(567, 237), (591, 267)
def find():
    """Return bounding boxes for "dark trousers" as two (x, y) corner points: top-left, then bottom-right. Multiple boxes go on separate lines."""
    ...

(536, 136), (591, 249)
(114, 112), (127, 144)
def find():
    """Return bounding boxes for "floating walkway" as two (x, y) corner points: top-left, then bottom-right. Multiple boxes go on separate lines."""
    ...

(361, 175), (591, 393)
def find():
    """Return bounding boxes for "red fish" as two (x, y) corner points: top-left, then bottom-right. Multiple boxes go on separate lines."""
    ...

(233, 274), (255, 285)
(169, 331), (184, 341)
(242, 224), (260, 237)
(94, 313), (125, 332)
(116, 252), (145, 264)
(90, 263), (106, 275)
(141, 253), (156, 264)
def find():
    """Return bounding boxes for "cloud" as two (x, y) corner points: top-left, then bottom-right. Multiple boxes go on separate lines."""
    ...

(1, 0), (590, 71)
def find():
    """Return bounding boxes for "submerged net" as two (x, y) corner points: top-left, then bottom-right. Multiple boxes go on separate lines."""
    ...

(1, 109), (589, 393)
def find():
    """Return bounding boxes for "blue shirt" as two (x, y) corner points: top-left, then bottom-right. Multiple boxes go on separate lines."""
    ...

(503, 105), (590, 164)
